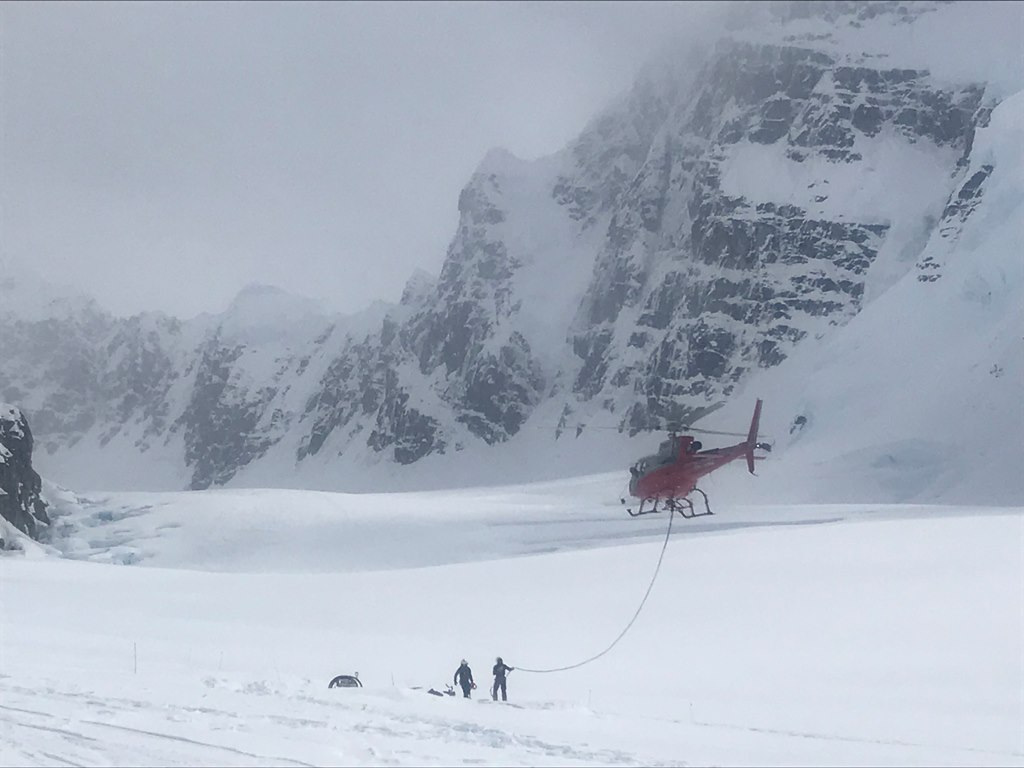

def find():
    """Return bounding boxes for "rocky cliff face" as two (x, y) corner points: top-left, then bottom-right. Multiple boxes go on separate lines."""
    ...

(0, 1), (1008, 491)
(0, 405), (50, 542)
(566, 37), (987, 433)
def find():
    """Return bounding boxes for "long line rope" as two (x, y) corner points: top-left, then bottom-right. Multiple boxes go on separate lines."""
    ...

(516, 506), (675, 674)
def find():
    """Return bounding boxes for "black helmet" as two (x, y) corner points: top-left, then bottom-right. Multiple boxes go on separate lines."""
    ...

(496, 656), (503, 663)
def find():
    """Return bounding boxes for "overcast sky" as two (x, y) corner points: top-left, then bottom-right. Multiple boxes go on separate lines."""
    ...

(1, 1), (723, 318)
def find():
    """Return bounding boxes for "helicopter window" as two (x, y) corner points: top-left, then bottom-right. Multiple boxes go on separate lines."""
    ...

(655, 440), (678, 465)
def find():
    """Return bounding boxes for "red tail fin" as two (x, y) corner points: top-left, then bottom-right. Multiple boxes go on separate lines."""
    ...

(745, 399), (763, 474)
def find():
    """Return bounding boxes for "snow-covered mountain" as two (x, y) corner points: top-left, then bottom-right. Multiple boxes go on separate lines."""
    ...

(2, 0), (1020, 501)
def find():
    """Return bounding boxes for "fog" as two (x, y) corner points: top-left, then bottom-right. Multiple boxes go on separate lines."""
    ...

(1, 1), (724, 318)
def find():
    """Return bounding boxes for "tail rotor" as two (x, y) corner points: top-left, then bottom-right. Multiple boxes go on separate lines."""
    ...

(745, 399), (763, 474)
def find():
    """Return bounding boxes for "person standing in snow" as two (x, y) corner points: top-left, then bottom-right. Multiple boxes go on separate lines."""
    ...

(491, 657), (514, 701)
(454, 659), (475, 698)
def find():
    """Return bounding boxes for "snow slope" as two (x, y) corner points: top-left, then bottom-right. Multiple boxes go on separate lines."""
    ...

(1, 478), (1021, 766)
(709, 87), (1024, 506)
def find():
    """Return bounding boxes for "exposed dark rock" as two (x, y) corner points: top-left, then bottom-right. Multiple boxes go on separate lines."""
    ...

(569, 35), (954, 422)
(178, 339), (281, 490)
(917, 163), (995, 281)
(366, 368), (445, 464)
(0, 405), (50, 542)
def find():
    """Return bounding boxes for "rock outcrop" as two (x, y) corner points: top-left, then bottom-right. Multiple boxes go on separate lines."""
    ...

(0, 405), (50, 542)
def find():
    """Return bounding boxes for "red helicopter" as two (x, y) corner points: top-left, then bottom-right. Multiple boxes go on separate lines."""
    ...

(622, 399), (771, 518)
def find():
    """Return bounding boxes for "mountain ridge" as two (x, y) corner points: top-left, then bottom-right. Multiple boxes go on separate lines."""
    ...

(2, 0), (1019, 501)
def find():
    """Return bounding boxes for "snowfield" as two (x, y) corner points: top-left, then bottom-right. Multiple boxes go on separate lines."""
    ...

(3, 5), (1023, 767)
(1, 477), (1021, 766)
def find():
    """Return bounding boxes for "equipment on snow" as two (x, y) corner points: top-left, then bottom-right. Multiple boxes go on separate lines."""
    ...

(328, 673), (362, 688)
(427, 684), (456, 697)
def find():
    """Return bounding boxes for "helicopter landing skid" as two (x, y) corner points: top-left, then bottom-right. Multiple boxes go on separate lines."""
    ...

(625, 488), (713, 519)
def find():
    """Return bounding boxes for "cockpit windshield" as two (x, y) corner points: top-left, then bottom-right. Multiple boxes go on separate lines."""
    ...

(657, 439), (677, 461)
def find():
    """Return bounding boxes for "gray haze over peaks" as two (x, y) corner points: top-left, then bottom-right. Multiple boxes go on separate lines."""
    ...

(1, 1), (725, 319)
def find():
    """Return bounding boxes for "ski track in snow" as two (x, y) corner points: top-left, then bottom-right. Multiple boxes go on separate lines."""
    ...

(1, 668), (1020, 767)
(0, 680), (670, 767)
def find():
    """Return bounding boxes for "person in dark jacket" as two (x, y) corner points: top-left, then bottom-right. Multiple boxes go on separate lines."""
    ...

(454, 659), (475, 698)
(491, 657), (514, 701)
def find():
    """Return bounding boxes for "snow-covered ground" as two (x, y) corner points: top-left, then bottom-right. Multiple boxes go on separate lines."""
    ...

(2, 8), (1022, 765)
(1, 475), (1021, 766)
